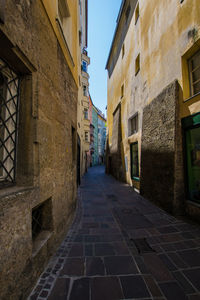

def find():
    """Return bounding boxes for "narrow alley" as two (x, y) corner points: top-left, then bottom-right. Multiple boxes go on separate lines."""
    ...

(29, 166), (200, 300)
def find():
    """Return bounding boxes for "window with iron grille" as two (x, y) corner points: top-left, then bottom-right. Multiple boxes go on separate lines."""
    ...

(0, 58), (20, 185)
(32, 198), (53, 240)
(188, 50), (200, 96)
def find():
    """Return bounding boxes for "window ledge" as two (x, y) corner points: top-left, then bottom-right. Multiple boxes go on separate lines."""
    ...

(184, 91), (200, 103)
(0, 185), (35, 199)
(32, 230), (52, 258)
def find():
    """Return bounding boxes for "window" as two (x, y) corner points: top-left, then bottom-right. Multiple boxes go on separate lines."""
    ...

(188, 50), (200, 96)
(84, 108), (88, 119)
(58, 0), (70, 25)
(135, 53), (140, 75)
(0, 59), (20, 185)
(82, 60), (87, 72)
(135, 2), (139, 24)
(83, 85), (87, 96)
(126, 4), (131, 22)
(129, 113), (138, 136)
(122, 44), (125, 58)
(121, 84), (124, 98)
(130, 142), (139, 179)
(85, 131), (89, 142)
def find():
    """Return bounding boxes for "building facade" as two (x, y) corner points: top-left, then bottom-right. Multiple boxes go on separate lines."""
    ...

(0, 1), (80, 298)
(106, 0), (200, 220)
(92, 105), (99, 166)
(97, 111), (106, 164)
(77, 0), (90, 180)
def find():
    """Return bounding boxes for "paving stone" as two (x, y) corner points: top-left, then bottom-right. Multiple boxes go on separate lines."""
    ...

(143, 253), (173, 282)
(172, 271), (196, 294)
(112, 242), (130, 255)
(86, 257), (105, 276)
(69, 278), (90, 300)
(157, 226), (178, 234)
(188, 295), (200, 300)
(120, 275), (150, 299)
(158, 253), (177, 271)
(104, 256), (139, 275)
(60, 258), (84, 276)
(167, 252), (188, 268)
(91, 277), (123, 300)
(178, 249), (200, 267)
(47, 278), (70, 300)
(94, 243), (115, 256)
(134, 256), (149, 274)
(183, 268), (200, 290)
(68, 243), (84, 257)
(40, 290), (49, 298)
(143, 275), (163, 297)
(159, 281), (188, 300)
(84, 244), (93, 256)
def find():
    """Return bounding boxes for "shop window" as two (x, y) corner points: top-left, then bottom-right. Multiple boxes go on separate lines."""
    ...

(130, 142), (139, 179)
(135, 2), (139, 24)
(188, 50), (200, 96)
(0, 58), (20, 185)
(135, 53), (140, 75)
(129, 113), (138, 136)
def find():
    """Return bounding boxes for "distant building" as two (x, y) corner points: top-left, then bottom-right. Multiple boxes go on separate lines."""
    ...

(92, 105), (99, 165)
(97, 111), (107, 164)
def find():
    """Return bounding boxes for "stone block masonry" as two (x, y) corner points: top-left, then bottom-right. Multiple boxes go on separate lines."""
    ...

(0, 0), (78, 299)
(140, 80), (185, 214)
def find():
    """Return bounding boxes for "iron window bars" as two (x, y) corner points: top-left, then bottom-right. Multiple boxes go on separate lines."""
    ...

(0, 58), (20, 185)
(32, 204), (43, 239)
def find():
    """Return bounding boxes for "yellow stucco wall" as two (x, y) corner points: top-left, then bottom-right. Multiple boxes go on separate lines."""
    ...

(107, 0), (200, 188)
(41, 0), (79, 86)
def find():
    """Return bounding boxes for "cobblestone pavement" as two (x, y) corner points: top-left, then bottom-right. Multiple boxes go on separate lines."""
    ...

(28, 166), (200, 300)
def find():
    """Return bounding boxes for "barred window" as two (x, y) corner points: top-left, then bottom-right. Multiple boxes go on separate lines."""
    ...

(0, 59), (20, 184)
(188, 50), (200, 96)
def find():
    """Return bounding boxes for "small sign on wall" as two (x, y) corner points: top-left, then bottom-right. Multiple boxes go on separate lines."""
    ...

(0, 0), (5, 24)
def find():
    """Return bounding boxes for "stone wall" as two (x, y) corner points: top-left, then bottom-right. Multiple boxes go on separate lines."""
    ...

(140, 80), (181, 213)
(107, 104), (126, 182)
(0, 1), (78, 299)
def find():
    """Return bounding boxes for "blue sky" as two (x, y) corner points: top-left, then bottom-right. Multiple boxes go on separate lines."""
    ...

(88, 0), (122, 116)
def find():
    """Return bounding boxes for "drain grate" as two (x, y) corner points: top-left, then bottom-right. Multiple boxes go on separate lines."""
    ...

(130, 238), (155, 254)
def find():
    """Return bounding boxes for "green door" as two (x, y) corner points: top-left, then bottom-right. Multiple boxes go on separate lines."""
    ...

(185, 126), (200, 203)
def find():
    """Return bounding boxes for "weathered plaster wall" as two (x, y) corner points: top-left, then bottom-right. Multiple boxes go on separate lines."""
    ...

(0, 0), (78, 298)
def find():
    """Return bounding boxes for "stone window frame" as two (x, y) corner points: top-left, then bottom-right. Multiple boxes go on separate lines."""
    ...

(85, 131), (89, 142)
(188, 49), (200, 97)
(0, 31), (37, 190)
(84, 108), (88, 120)
(128, 112), (138, 136)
